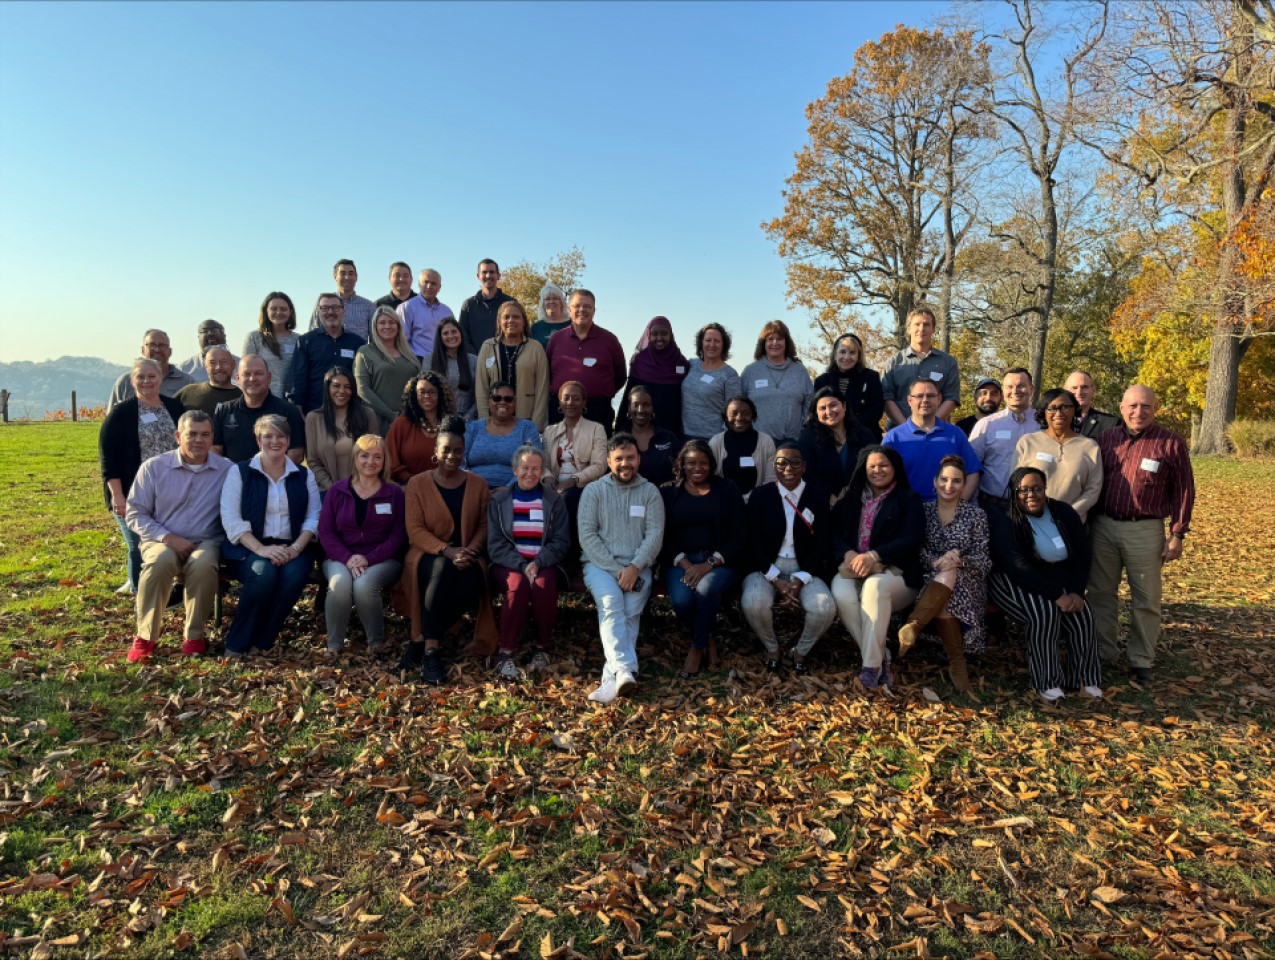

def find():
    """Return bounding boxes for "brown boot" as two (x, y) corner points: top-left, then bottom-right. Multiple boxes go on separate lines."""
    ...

(937, 618), (973, 694)
(897, 582), (953, 658)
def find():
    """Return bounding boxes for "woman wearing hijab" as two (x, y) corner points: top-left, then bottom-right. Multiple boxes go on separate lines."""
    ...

(615, 316), (689, 436)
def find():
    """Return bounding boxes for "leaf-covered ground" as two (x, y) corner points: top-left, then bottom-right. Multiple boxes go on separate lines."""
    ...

(1, 424), (1273, 959)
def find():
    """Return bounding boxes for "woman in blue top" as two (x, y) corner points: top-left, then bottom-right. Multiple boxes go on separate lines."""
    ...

(463, 381), (542, 488)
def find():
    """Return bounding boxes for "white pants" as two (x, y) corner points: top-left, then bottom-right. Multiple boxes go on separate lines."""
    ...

(583, 562), (651, 681)
(832, 568), (917, 669)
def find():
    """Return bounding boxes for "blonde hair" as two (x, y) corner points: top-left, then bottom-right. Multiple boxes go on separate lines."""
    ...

(353, 433), (392, 481)
(367, 306), (419, 365)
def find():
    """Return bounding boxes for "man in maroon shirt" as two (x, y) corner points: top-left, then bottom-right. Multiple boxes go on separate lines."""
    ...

(1088, 385), (1195, 685)
(545, 289), (627, 434)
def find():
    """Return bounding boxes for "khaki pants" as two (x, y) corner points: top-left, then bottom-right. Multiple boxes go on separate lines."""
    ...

(136, 539), (221, 643)
(1087, 515), (1164, 669)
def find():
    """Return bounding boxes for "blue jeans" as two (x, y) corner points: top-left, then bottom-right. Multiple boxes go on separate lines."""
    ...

(114, 512), (141, 590)
(583, 562), (651, 681)
(665, 559), (735, 650)
(226, 550), (313, 653)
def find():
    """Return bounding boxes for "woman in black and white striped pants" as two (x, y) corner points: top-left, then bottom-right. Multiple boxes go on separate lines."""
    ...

(987, 466), (1103, 703)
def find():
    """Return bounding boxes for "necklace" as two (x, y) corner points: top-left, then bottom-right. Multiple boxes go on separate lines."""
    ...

(421, 419), (439, 437)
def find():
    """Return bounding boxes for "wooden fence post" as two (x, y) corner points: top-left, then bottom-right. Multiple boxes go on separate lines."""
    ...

(1, 389), (8, 423)
(71, 391), (78, 422)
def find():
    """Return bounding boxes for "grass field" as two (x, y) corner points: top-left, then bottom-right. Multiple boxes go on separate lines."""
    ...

(1, 422), (1272, 959)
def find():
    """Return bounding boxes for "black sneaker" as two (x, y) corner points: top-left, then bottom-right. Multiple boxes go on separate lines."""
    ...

(764, 658), (781, 674)
(397, 641), (425, 673)
(1132, 666), (1154, 686)
(421, 649), (446, 686)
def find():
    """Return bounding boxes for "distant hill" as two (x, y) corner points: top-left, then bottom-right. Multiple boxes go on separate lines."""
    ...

(0, 356), (128, 418)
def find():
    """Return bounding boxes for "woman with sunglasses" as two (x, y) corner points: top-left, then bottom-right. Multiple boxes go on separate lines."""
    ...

(1015, 388), (1103, 522)
(988, 465), (1102, 704)
(463, 382), (542, 489)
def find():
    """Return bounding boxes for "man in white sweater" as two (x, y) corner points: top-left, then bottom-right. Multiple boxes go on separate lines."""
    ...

(577, 433), (666, 704)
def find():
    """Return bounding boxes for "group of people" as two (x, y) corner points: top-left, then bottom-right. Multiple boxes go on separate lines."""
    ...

(101, 262), (1195, 704)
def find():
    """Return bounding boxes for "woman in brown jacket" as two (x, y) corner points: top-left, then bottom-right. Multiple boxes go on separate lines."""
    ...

(397, 415), (498, 684)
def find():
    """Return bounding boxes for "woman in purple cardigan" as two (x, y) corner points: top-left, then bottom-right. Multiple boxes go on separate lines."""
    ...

(318, 434), (407, 654)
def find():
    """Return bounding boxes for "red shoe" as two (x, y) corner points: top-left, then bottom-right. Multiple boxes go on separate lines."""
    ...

(127, 637), (156, 662)
(181, 636), (207, 656)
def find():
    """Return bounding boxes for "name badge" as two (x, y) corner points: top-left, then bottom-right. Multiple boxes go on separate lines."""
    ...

(700, 374), (715, 384)
(583, 357), (597, 367)
(739, 456), (755, 467)
(375, 502), (392, 515)
(1140, 458), (1160, 473)
(629, 505), (646, 518)
(139, 412), (158, 424)
(1052, 535), (1066, 549)
(529, 509), (544, 521)
(676, 366), (685, 374)
(1035, 452), (1055, 463)
(340, 349), (354, 359)
(282, 342), (295, 354)
(485, 356), (496, 368)
(755, 379), (768, 389)
(995, 429), (1012, 440)
(929, 371), (943, 381)
(801, 508), (815, 524)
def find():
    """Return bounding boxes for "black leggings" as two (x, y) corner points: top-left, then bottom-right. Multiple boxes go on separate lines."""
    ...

(417, 554), (484, 641)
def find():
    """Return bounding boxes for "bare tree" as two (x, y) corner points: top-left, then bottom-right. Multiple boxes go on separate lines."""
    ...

(968, 0), (1111, 387)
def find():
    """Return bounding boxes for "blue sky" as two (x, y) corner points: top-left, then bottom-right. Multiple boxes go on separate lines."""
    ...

(0, 0), (947, 365)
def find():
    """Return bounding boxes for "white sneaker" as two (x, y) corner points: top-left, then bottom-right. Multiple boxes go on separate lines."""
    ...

(615, 669), (637, 696)
(588, 678), (618, 704)
(495, 656), (523, 681)
(1082, 685), (1104, 699)
(115, 580), (134, 595)
(1040, 687), (1065, 704)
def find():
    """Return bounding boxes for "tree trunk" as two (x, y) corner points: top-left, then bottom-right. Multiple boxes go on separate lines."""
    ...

(940, 110), (958, 353)
(1195, 326), (1248, 454)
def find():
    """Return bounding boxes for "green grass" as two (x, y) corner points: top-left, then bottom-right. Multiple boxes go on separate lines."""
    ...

(1, 423), (1273, 958)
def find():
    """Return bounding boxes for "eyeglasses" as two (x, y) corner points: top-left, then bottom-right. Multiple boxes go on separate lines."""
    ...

(1014, 486), (1046, 496)
(909, 393), (939, 402)
(491, 395), (516, 404)
(1044, 405), (1076, 414)
(318, 305), (343, 314)
(774, 458), (804, 469)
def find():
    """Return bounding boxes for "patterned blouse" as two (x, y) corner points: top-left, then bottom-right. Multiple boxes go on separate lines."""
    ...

(137, 403), (177, 462)
(920, 499), (992, 655)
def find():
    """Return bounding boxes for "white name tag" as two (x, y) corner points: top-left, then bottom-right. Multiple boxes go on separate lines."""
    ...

(700, 374), (715, 384)
(1052, 535), (1066, 549)
(929, 371), (943, 381)
(485, 356), (496, 368)
(1140, 458), (1160, 473)
(755, 379), (768, 389)
(375, 502), (392, 515)
(676, 366), (685, 374)
(995, 429), (1012, 440)
(1035, 452), (1055, 463)
(801, 508), (815, 524)
(739, 456), (755, 467)
(583, 357), (597, 367)
(529, 509), (544, 521)
(629, 505), (646, 518)
(139, 412), (158, 424)
(340, 349), (354, 359)
(282, 342), (295, 354)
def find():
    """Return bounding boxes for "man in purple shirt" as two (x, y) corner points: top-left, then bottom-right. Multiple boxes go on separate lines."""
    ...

(545, 289), (627, 434)
(125, 410), (232, 662)
(398, 268), (454, 360)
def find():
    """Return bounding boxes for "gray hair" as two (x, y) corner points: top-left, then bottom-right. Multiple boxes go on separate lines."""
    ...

(130, 357), (163, 380)
(537, 282), (568, 322)
(511, 444), (545, 472)
(252, 413), (291, 439)
(177, 409), (212, 431)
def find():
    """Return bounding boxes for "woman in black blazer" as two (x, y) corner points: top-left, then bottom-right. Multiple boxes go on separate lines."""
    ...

(798, 387), (875, 501)
(987, 466), (1102, 704)
(99, 358), (186, 593)
(830, 444), (926, 689)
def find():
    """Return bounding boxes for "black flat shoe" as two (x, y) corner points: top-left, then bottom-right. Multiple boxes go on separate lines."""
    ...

(420, 649), (446, 686)
(792, 659), (809, 676)
(764, 658), (781, 674)
(397, 641), (425, 673)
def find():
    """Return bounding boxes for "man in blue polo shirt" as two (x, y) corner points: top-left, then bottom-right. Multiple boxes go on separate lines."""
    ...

(883, 377), (982, 502)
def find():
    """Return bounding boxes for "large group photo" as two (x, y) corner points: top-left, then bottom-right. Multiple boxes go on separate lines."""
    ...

(1, 1), (1272, 958)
